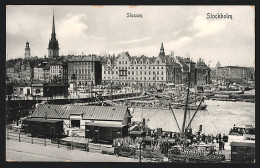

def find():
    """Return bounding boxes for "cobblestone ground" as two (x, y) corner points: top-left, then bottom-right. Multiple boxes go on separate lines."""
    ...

(6, 139), (139, 162)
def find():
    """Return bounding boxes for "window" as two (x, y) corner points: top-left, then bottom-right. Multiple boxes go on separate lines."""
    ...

(119, 61), (121, 64)
(141, 77), (142, 80)
(140, 72), (142, 75)
(161, 72), (163, 75)
(161, 77), (163, 80)
(132, 71), (134, 75)
(125, 61), (127, 64)
(140, 67), (142, 69)
(157, 71), (159, 75)
(71, 120), (80, 127)
(116, 71), (118, 74)
(108, 71), (110, 74)
(128, 71), (130, 74)
(157, 67), (159, 69)
(153, 67), (155, 69)
(145, 72), (146, 75)
(157, 77), (159, 80)
(140, 61), (142, 64)
(162, 67), (164, 69)
(149, 72), (151, 75)
(153, 72), (155, 75)
(157, 61), (160, 64)
(136, 67), (138, 69)
(149, 67), (151, 69)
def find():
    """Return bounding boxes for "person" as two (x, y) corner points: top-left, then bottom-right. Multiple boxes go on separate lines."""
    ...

(218, 140), (222, 151)
(218, 133), (222, 142)
(216, 133), (219, 143)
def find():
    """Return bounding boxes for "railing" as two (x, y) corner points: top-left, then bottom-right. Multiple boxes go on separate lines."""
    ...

(6, 128), (88, 151)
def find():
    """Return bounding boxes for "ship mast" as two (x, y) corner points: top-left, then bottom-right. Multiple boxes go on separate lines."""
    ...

(182, 63), (191, 135)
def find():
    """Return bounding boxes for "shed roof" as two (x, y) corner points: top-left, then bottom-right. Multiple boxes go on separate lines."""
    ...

(85, 122), (125, 128)
(31, 104), (129, 121)
(24, 118), (63, 123)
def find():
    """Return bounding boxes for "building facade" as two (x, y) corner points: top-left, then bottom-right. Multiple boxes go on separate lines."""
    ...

(67, 55), (102, 87)
(33, 63), (47, 81)
(215, 66), (254, 81)
(49, 60), (68, 83)
(195, 58), (211, 85)
(102, 45), (183, 89)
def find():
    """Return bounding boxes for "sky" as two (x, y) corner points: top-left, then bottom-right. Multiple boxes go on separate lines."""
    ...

(6, 5), (255, 67)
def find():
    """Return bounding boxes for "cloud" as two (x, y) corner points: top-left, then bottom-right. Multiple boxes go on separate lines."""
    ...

(89, 35), (107, 40)
(118, 36), (152, 44)
(192, 15), (227, 38)
(167, 36), (192, 50)
(6, 19), (20, 35)
(58, 14), (88, 39)
(171, 30), (181, 37)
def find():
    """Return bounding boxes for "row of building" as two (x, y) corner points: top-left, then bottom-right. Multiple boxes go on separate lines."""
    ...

(7, 43), (211, 88)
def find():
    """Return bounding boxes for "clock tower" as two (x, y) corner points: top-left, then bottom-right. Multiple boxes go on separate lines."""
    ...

(24, 41), (31, 59)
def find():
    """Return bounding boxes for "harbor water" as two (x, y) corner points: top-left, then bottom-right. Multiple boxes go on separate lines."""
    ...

(132, 100), (255, 136)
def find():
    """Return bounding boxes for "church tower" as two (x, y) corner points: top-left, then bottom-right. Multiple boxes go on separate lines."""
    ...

(216, 60), (221, 68)
(48, 11), (59, 58)
(159, 42), (165, 56)
(24, 41), (31, 59)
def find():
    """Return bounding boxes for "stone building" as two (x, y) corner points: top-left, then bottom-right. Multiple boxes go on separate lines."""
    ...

(33, 62), (47, 81)
(43, 63), (50, 82)
(101, 44), (183, 89)
(19, 62), (32, 81)
(67, 55), (102, 87)
(216, 66), (253, 81)
(49, 60), (68, 84)
(195, 58), (211, 85)
(175, 56), (190, 85)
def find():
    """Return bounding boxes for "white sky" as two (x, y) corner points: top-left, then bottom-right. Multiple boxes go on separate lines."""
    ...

(6, 5), (255, 67)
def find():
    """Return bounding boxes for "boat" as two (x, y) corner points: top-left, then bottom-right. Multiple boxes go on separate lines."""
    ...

(228, 124), (255, 142)
(183, 103), (207, 110)
(225, 124), (255, 150)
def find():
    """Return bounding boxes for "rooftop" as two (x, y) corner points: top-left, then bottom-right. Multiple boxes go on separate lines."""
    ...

(31, 104), (130, 121)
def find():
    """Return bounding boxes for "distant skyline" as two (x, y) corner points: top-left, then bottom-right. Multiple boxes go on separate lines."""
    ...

(6, 5), (255, 67)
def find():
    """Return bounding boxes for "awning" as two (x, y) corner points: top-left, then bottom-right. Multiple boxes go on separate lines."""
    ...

(85, 122), (125, 128)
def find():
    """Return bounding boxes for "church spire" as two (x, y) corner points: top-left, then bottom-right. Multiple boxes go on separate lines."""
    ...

(51, 10), (56, 39)
(48, 10), (59, 58)
(159, 42), (165, 56)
